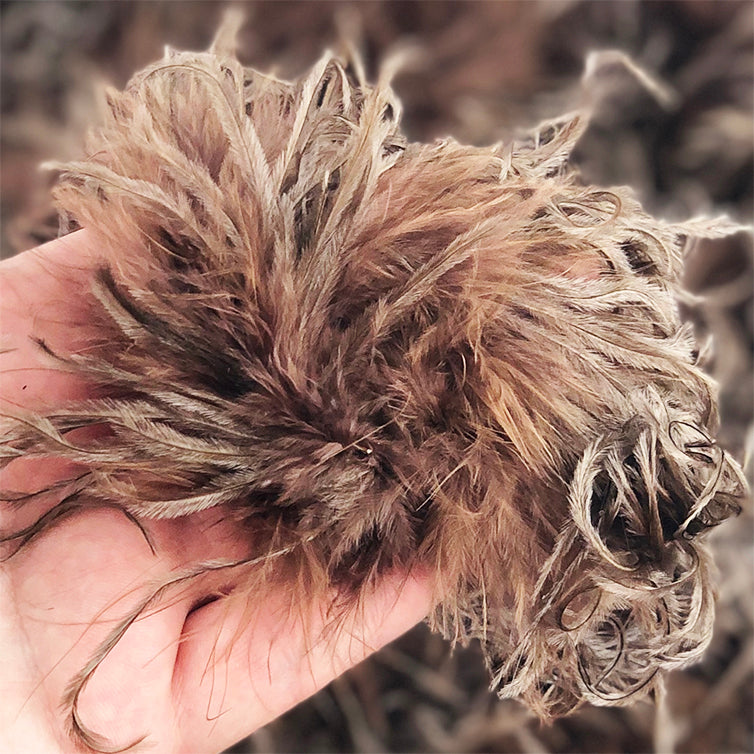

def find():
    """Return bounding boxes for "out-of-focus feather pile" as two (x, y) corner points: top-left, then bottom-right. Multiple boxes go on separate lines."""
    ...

(1, 14), (748, 750)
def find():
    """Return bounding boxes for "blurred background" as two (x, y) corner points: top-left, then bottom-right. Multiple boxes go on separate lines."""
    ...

(1, 1), (751, 752)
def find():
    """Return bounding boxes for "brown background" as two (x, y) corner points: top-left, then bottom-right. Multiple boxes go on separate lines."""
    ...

(1, 2), (751, 752)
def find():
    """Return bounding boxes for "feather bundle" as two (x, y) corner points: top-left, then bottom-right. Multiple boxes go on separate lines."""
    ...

(1, 17), (748, 746)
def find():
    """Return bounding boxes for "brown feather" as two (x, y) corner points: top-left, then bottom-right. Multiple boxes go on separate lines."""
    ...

(1, 16), (748, 748)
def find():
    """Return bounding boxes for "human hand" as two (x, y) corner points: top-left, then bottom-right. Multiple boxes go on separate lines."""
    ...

(0, 231), (432, 753)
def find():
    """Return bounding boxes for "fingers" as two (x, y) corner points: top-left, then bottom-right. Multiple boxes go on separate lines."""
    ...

(70, 560), (191, 752)
(172, 570), (432, 754)
(2, 486), (263, 753)
(0, 230), (106, 410)
(4, 505), (176, 751)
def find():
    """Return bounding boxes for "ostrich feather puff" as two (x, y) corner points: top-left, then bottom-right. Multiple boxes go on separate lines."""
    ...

(1, 19), (747, 742)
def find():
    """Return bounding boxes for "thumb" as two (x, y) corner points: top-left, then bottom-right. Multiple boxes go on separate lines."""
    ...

(172, 570), (432, 754)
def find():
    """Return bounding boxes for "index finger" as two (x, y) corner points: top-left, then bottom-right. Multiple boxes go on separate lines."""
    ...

(0, 230), (107, 410)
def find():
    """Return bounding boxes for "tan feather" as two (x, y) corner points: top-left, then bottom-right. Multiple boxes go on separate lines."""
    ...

(1, 14), (749, 750)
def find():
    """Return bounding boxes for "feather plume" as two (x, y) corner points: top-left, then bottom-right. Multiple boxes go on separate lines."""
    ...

(1, 16), (748, 750)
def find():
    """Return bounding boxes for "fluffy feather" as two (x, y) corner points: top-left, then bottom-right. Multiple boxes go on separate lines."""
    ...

(1, 19), (748, 749)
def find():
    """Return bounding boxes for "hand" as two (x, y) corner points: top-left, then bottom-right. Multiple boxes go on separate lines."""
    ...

(0, 231), (432, 754)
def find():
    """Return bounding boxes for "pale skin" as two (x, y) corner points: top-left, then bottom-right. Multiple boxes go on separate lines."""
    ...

(0, 230), (433, 753)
